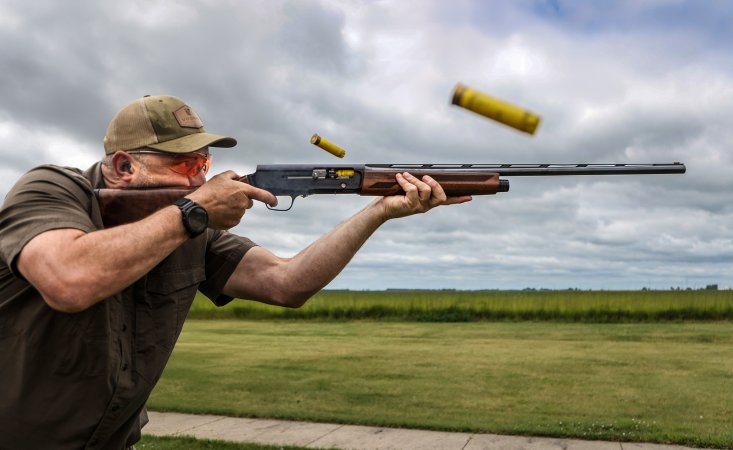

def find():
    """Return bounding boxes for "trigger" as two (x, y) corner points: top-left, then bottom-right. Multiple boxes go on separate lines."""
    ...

(266, 196), (297, 211)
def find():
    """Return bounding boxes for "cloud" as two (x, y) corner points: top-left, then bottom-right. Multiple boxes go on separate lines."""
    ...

(1, 0), (731, 290)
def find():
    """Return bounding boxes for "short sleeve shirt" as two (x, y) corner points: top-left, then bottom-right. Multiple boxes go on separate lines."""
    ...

(0, 163), (256, 450)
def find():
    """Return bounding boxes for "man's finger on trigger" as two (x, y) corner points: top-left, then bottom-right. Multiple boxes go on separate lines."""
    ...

(248, 186), (278, 207)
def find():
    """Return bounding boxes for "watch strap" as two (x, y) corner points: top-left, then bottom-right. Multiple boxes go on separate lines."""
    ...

(174, 198), (208, 238)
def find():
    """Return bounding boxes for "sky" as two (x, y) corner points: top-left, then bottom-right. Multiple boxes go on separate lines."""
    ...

(1, 0), (731, 290)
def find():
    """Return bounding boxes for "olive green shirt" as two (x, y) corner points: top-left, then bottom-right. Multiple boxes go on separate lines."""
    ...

(0, 163), (256, 450)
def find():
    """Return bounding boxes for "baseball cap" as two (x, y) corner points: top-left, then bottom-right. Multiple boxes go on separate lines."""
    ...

(103, 95), (237, 155)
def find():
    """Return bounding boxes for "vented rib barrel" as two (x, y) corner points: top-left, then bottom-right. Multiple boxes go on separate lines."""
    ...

(365, 163), (686, 176)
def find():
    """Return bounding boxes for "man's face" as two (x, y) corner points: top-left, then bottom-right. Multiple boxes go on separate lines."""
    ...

(127, 148), (211, 188)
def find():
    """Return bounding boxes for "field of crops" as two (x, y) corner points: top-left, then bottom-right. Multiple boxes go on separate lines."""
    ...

(189, 289), (733, 322)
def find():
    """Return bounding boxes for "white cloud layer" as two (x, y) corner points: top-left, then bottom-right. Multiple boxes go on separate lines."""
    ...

(1, 0), (731, 289)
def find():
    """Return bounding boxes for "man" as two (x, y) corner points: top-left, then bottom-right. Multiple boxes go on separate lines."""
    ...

(0, 95), (471, 449)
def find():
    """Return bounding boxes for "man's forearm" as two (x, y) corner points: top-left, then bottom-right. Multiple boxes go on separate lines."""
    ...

(224, 200), (388, 307)
(283, 200), (388, 300)
(18, 205), (189, 312)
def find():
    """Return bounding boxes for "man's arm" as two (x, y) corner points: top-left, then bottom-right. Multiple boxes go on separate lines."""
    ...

(17, 206), (190, 312)
(17, 172), (275, 313)
(222, 173), (471, 307)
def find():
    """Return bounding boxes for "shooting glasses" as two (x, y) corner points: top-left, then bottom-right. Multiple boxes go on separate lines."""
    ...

(127, 149), (211, 177)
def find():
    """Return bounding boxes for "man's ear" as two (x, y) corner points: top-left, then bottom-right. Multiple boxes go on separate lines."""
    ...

(111, 152), (135, 181)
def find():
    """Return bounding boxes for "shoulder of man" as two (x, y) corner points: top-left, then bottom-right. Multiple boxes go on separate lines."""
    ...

(0, 164), (102, 275)
(3, 164), (97, 206)
(25, 164), (94, 191)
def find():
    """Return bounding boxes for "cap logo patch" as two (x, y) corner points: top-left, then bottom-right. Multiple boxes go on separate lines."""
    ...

(173, 105), (204, 129)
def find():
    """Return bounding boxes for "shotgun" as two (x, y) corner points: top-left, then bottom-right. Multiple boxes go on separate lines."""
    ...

(95, 162), (686, 227)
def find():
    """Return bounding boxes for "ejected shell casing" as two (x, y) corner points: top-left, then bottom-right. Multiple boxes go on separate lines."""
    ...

(311, 134), (346, 158)
(452, 83), (541, 135)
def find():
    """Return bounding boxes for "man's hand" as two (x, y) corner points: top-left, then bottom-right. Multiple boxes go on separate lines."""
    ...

(376, 172), (472, 221)
(186, 171), (278, 229)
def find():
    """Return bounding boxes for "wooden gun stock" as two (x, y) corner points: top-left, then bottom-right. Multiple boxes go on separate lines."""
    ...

(95, 187), (192, 228)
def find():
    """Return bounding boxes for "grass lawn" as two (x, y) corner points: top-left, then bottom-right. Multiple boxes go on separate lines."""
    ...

(137, 435), (316, 449)
(148, 320), (733, 448)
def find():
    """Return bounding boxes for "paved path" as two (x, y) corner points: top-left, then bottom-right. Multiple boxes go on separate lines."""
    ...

(143, 411), (702, 450)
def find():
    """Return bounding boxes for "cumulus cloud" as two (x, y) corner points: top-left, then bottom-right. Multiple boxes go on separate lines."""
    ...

(1, 0), (731, 289)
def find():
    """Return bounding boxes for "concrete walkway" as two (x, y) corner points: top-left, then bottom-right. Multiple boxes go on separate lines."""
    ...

(143, 411), (702, 450)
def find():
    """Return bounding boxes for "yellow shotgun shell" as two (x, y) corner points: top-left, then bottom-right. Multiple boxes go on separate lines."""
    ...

(451, 83), (541, 135)
(310, 134), (346, 158)
(335, 169), (355, 177)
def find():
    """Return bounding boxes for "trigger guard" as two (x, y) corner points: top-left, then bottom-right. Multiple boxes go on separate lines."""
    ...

(266, 195), (299, 211)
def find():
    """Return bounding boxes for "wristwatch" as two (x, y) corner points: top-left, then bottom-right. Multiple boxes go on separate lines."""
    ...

(174, 198), (208, 238)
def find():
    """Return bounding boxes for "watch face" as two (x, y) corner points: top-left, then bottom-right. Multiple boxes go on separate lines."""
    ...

(187, 206), (208, 233)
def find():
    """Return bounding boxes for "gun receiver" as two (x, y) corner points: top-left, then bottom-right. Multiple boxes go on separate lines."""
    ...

(95, 162), (686, 224)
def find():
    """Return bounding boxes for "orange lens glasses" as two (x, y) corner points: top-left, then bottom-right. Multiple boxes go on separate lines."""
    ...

(167, 152), (211, 177)
(127, 150), (211, 177)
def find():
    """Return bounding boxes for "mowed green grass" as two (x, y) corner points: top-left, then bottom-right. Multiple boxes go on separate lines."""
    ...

(189, 290), (733, 322)
(149, 320), (733, 448)
(138, 435), (315, 450)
